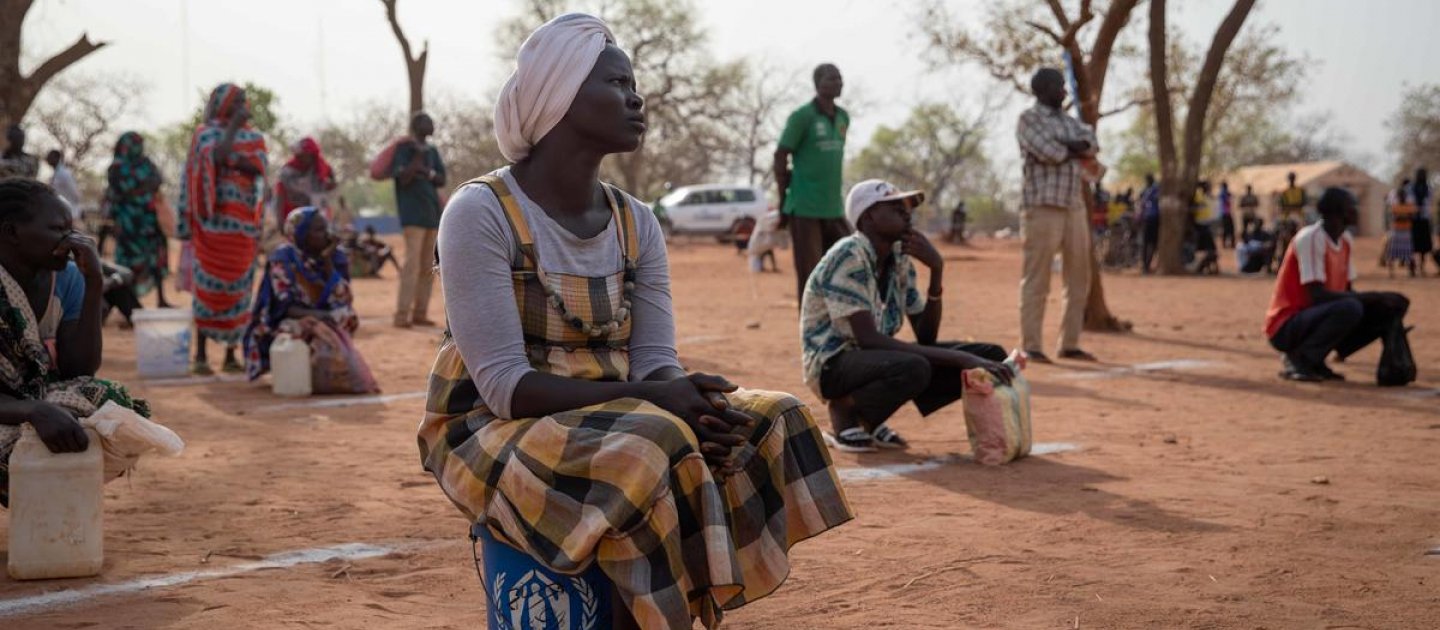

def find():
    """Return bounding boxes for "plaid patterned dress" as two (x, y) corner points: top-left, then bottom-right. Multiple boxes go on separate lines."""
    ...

(420, 175), (853, 629)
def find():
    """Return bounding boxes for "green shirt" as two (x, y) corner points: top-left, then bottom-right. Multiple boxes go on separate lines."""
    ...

(391, 141), (447, 229)
(778, 100), (849, 219)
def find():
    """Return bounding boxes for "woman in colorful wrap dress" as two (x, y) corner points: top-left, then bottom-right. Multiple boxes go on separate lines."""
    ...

(177, 83), (269, 375)
(243, 207), (378, 394)
(105, 131), (172, 308)
(0, 179), (150, 507)
(418, 14), (853, 630)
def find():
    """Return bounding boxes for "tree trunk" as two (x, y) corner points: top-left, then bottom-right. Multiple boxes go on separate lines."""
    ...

(382, 0), (427, 116)
(0, 0), (106, 130)
(1077, 0), (1142, 333)
(1150, 0), (1257, 275)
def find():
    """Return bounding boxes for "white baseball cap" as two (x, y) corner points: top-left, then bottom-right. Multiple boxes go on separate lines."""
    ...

(845, 179), (926, 228)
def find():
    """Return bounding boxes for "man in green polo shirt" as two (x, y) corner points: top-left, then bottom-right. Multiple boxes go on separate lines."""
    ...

(775, 63), (849, 302)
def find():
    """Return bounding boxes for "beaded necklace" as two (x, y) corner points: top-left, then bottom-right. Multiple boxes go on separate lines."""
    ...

(528, 183), (637, 338)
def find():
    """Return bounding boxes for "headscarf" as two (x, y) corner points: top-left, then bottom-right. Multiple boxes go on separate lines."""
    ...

(203, 83), (245, 125)
(494, 13), (616, 162)
(286, 137), (334, 183)
(286, 205), (324, 245)
(107, 131), (159, 203)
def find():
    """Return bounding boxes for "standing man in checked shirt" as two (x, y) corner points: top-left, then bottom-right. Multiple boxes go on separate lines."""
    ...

(1016, 67), (1100, 364)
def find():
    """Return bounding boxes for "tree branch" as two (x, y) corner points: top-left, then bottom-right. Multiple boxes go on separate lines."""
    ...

(1181, 0), (1258, 184)
(1024, 20), (1064, 45)
(25, 33), (106, 89)
(1098, 96), (1151, 119)
(381, 0), (415, 64)
(1087, 0), (1140, 98)
(1045, 0), (1071, 30)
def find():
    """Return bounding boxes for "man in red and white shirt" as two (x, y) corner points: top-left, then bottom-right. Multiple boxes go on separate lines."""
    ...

(1265, 188), (1409, 382)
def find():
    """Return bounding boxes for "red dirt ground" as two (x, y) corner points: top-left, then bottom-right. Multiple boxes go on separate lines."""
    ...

(2, 235), (1437, 629)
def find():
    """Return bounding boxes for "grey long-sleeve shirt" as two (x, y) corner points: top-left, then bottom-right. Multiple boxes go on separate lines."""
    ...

(436, 168), (681, 420)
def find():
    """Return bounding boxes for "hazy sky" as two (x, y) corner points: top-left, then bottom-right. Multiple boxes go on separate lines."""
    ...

(19, 0), (1439, 177)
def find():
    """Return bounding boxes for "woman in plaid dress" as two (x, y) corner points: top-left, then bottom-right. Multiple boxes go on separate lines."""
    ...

(418, 14), (852, 629)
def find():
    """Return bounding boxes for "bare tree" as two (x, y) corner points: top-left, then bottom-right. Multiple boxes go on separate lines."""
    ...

(1109, 28), (1347, 183)
(30, 73), (145, 174)
(849, 99), (999, 226)
(0, 0), (107, 131)
(920, 0), (1142, 332)
(380, 0), (428, 116)
(1148, 0), (1257, 275)
(496, 0), (754, 200)
(1388, 84), (1440, 182)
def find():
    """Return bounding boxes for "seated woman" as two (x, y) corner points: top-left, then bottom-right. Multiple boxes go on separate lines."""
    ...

(418, 14), (853, 629)
(0, 178), (151, 507)
(243, 207), (378, 394)
(339, 225), (400, 279)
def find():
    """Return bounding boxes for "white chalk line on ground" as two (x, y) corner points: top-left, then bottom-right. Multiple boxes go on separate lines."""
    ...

(836, 442), (1079, 482)
(0, 542), (401, 618)
(252, 391), (426, 413)
(1395, 387), (1440, 399)
(1054, 359), (1222, 380)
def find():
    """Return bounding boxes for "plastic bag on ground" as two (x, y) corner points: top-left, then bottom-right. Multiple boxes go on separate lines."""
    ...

(962, 350), (1032, 466)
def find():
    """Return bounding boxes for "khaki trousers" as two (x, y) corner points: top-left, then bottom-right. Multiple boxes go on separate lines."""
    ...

(1019, 203), (1091, 353)
(396, 226), (438, 322)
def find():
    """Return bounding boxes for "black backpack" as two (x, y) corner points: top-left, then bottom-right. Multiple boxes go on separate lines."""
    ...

(1377, 322), (1417, 387)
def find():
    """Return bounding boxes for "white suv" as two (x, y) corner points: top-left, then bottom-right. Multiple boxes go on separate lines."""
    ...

(654, 184), (767, 240)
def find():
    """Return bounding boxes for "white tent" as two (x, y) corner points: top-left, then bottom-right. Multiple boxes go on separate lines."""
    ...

(1221, 161), (1389, 236)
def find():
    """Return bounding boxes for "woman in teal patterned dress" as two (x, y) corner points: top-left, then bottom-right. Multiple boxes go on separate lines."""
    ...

(106, 132), (172, 308)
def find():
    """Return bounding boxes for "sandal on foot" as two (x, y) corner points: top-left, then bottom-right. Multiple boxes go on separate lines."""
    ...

(822, 427), (878, 453)
(1058, 348), (1098, 362)
(1026, 350), (1053, 364)
(192, 360), (214, 376)
(221, 357), (244, 374)
(872, 424), (909, 450)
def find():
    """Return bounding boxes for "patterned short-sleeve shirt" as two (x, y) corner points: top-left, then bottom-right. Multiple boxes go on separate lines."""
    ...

(800, 233), (926, 396)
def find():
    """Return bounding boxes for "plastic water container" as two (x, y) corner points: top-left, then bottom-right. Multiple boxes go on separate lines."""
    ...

(270, 333), (312, 397)
(7, 425), (104, 580)
(473, 524), (613, 630)
(133, 308), (193, 379)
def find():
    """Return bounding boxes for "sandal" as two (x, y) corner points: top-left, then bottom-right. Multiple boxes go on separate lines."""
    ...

(192, 359), (214, 376)
(1058, 348), (1098, 362)
(822, 427), (877, 453)
(872, 424), (909, 450)
(221, 356), (244, 374)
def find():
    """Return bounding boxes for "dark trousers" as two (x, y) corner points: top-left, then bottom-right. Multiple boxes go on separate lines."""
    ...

(1141, 216), (1160, 272)
(819, 342), (1007, 428)
(1269, 292), (1409, 368)
(1221, 214), (1237, 249)
(103, 285), (142, 323)
(790, 216), (852, 302)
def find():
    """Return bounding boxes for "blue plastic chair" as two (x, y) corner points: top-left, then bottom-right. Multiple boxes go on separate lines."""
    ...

(472, 524), (614, 630)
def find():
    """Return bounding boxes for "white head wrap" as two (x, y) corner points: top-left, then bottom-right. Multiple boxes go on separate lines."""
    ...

(494, 13), (617, 163)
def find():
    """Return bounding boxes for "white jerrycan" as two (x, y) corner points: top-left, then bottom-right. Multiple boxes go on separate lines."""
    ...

(270, 333), (313, 397)
(7, 424), (105, 580)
